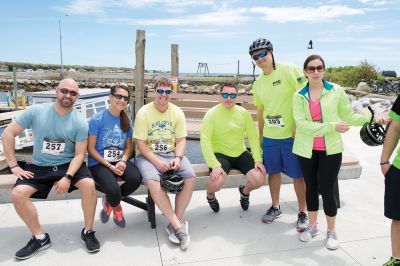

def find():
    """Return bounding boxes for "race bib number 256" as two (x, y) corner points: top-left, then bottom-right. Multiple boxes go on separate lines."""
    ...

(151, 143), (172, 153)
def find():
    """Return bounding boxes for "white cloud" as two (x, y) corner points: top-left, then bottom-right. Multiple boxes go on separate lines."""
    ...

(248, 5), (364, 23)
(99, 8), (250, 26)
(358, 0), (387, 6)
(58, 0), (216, 14)
(345, 24), (376, 32)
(58, 0), (108, 15)
(317, 36), (400, 44)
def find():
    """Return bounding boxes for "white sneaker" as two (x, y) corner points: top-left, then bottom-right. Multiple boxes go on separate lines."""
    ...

(176, 221), (190, 250)
(326, 231), (339, 250)
(166, 223), (180, 244)
(299, 226), (318, 242)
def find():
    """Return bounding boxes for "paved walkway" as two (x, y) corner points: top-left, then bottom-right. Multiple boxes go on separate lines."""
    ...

(0, 127), (393, 265)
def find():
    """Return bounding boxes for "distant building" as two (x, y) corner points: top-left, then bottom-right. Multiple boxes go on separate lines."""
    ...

(380, 70), (397, 78)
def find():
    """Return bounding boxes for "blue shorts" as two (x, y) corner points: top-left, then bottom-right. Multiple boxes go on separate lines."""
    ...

(262, 137), (303, 178)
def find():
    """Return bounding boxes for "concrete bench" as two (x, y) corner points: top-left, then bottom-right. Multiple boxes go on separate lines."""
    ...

(0, 154), (360, 229)
(0, 174), (157, 229)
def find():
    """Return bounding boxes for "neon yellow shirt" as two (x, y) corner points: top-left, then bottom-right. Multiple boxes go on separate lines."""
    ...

(200, 103), (262, 169)
(252, 62), (307, 139)
(133, 102), (186, 155)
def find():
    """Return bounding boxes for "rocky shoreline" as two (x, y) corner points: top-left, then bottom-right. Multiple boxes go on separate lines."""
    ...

(0, 78), (397, 114)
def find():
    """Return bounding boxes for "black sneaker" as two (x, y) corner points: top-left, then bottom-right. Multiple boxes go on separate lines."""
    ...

(15, 233), (52, 260)
(207, 195), (220, 213)
(81, 229), (100, 253)
(239, 185), (250, 211)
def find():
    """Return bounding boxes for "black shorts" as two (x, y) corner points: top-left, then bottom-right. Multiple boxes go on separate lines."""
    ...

(14, 163), (93, 199)
(209, 150), (255, 175)
(384, 165), (400, 220)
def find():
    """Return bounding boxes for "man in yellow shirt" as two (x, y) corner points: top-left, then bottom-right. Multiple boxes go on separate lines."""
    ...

(133, 77), (195, 250)
(201, 83), (266, 212)
(249, 37), (308, 232)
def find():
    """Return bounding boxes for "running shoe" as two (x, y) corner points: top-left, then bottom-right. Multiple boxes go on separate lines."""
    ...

(239, 185), (250, 211)
(15, 233), (52, 260)
(296, 212), (309, 232)
(166, 223), (180, 244)
(299, 225), (318, 242)
(261, 205), (282, 223)
(176, 221), (190, 250)
(80, 229), (100, 253)
(326, 230), (340, 250)
(207, 195), (220, 213)
(99, 195), (112, 223)
(113, 207), (126, 228)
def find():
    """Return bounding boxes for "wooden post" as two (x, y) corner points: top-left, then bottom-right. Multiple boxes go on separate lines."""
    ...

(171, 44), (179, 77)
(134, 30), (145, 117)
(12, 67), (19, 110)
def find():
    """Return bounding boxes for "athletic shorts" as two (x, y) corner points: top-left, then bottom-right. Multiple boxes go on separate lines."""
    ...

(14, 163), (93, 199)
(262, 137), (303, 178)
(384, 165), (400, 220)
(134, 152), (196, 184)
(210, 150), (255, 175)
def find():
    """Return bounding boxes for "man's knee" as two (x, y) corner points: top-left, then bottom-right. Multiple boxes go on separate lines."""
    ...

(206, 177), (224, 192)
(12, 186), (34, 204)
(76, 178), (96, 193)
(183, 178), (195, 188)
(247, 170), (266, 188)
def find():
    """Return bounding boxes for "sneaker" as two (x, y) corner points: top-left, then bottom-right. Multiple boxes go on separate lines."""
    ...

(15, 233), (52, 260)
(113, 207), (126, 228)
(81, 229), (100, 253)
(326, 230), (339, 250)
(166, 223), (180, 244)
(239, 185), (250, 211)
(261, 205), (282, 223)
(207, 195), (220, 213)
(99, 196), (112, 223)
(176, 221), (190, 250)
(383, 257), (400, 266)
(296, 212), (309, 232)
(299, 226), (318, 242)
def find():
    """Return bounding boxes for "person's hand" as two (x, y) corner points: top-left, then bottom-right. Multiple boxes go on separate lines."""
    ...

(169, 157), (181, 171)
(374, 112), (391, 125)
(109, 164), (123, 176)
(115, 161), (127, 174)
(381, 163), (391, 176)
(154, 159), (171, 173)
(209, 167), (224, 183)
(11, 166), (34, 180)
(54, 177), (70, 195)
(255, 162), (266, 176)
(335, 121), (350, 133)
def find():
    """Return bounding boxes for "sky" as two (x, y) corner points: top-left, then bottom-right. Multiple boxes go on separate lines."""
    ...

(0, 0), (399, 75)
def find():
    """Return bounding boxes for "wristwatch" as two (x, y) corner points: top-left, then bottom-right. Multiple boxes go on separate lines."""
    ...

(64, 174), (73, 180)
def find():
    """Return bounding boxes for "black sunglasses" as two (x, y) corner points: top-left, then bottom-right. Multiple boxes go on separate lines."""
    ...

(59, 88), (78, 96)
(112, 93), (129, 101)
(306, 65), (325, 73)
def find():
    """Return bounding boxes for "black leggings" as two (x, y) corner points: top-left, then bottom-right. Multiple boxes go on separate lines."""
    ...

(298, 151), (342, 217)
(89, 161), (142, 207)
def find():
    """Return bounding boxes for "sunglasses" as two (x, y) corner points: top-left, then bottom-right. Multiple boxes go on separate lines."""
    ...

(252, 51), (269, 61)
(156, 88), (172, 95)
(112, 93), (129, 101)
(59, 88), (78, 96)
(221, 93), (237, 99)
(306, 65), (325, 73)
